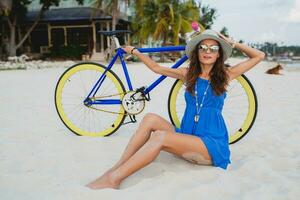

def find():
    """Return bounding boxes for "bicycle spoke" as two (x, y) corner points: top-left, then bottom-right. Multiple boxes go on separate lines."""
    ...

(55, 63), (126, 136)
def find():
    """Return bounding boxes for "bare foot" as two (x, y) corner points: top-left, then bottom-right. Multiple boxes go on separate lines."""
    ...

(85, 172), (121, 190)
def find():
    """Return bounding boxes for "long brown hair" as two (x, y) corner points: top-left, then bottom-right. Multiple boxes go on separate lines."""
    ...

(185, 41), (229, 96)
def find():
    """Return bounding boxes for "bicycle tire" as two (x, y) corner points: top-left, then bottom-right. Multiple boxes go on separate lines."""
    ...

(54, 62), (126, 137)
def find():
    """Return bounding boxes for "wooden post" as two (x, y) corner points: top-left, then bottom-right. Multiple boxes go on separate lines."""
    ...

(47, 23), (51, 47)
(127, 24), (130, 45)
(106, 21), (110, 47)
(100, 22), (104, 52)
(92, 21), (96, 53)
(63, 27), (67, 46)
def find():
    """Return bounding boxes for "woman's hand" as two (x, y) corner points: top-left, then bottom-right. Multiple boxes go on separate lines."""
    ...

(123, 46), (139, 55)
(217, 32), (237, 48)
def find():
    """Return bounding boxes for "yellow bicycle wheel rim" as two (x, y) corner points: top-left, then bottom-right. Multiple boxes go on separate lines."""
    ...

(229, 76), (256, 143)
(169, 80), (184, 128)
(55, 63), (125, 137)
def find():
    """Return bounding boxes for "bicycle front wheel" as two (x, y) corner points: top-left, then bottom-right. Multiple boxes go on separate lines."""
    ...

(168, 74), (258, 144)
(55, 62), (126, 137)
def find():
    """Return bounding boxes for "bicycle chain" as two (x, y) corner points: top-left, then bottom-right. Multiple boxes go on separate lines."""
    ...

(87, 90), (145, 116)
(86, 91), (126, 115)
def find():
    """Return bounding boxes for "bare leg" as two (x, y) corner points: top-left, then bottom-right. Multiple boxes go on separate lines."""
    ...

(111, 115), (170, 168)
(87, 130), (166, 189)
(86, 113), (174, 188)
(86, 129), (212, 190)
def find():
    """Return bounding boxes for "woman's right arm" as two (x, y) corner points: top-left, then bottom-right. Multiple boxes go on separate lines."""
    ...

(217, 33), (265, 81)
(123, 46), (187, 81)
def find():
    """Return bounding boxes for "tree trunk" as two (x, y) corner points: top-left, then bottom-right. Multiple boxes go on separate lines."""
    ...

(7, 6), (44, 56)
(16, 8), (43, 50)
(8, 16), (16, 56)
(111, 0), (118, 31)
(8, 45), (17, 56)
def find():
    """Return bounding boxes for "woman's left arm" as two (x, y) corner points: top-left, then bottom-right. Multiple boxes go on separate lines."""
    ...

(218, 33), (265, 80)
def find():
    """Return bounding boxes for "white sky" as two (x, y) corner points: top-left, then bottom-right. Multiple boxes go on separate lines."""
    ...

(201, 0), (300, 46)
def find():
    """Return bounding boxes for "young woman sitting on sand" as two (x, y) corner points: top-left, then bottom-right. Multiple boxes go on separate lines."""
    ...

(86, 29), (265, 190)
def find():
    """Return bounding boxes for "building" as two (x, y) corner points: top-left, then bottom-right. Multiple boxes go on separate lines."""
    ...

(2, 0), (131, 60)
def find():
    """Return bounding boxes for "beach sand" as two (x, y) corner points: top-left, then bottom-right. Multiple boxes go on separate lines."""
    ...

(0, 58), (299, 199)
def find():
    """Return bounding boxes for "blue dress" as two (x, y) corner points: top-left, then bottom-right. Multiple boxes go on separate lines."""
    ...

(174, 77), (231, 170)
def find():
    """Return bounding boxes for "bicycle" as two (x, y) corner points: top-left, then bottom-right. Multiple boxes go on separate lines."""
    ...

(54, 30), (258, 144)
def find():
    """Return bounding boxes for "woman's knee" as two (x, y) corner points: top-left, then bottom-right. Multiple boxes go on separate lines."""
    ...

(143, 113), (160, 122)
(141, 113), (174, 133)
(147, 130), (166, 148)
(142, 113), (160, 128)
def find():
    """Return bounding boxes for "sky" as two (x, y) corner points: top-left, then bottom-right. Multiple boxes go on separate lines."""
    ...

(201, 0), (300, 46)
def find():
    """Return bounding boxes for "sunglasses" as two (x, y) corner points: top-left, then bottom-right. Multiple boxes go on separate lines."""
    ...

(198, 44), (220, 53)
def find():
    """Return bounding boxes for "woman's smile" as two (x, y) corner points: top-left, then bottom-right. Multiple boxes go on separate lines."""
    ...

(203, 54), (213, 59)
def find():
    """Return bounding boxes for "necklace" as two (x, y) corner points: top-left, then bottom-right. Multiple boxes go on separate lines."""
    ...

(194, 80), (210, 122)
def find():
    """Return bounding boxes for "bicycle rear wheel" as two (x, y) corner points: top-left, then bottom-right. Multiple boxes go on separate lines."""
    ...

(168, 74), (258, 144)
(55, 62), (126, 136)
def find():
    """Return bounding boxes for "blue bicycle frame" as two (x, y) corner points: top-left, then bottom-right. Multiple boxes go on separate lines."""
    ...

(84, 46), (187, 106)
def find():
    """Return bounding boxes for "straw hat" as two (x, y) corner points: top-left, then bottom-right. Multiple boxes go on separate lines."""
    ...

(185, 29), (233, 61)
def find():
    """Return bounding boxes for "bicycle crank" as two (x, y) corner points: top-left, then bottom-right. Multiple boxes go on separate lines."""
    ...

(122, 90), (146, 115)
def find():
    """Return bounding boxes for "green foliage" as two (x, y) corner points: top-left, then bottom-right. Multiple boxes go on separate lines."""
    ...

(131, 0), (200, 45)
(220, 27), (229, 37)
(276, 46), (300, 55)
(255, 42), (300, 56)
(199, 4), (217, 29)
(49, 44), (85, 59)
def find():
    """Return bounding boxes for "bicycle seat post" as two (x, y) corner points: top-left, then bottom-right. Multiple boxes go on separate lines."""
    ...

(111, 35), (121, 49)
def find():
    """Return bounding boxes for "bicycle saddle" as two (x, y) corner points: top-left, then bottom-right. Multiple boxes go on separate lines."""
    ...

(98, 30), (131, 36)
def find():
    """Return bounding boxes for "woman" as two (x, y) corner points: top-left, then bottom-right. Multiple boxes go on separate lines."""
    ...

(86, 30), (265, 189)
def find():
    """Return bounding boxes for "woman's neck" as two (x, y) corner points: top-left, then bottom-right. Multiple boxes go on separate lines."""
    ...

(200, 64), (213, 76)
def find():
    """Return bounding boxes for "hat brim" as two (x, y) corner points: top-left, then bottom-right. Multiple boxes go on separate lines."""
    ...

(185, 33), (232, 61)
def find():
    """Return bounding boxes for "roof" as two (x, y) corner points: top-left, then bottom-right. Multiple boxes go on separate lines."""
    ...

(24, 7), (129, 22)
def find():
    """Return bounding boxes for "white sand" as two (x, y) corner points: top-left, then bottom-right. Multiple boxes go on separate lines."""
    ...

(0, 59), (299, 200)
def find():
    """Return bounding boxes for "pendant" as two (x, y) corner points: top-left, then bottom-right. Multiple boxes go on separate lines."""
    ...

(194, 115), (199, 122)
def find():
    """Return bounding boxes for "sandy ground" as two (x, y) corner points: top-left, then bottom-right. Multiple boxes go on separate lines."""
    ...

(0, 58), (300, 200)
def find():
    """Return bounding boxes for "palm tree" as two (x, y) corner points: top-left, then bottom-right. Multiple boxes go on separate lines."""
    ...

(132, 0), (200, 46)
(92, 0), (130, 31)
(199, 4), (217, 29)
